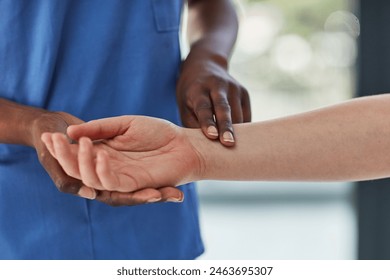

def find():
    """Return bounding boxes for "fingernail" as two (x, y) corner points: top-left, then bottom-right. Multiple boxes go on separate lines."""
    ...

(147, 198), (161, 203)
(166, 198), (184, 203)
(223, 131), (235, 143)
(167, 193), (184, 203)
(207, 126), (218, 137)
(78, 187), (96, 200)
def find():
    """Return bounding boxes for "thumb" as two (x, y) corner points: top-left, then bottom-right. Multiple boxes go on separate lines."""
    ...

(67, 116), (134, 141)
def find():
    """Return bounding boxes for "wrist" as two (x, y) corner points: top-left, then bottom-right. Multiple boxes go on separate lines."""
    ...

(186, 40), (229, 70)
(0, 99), (48, 147)
(183, 128), (209, 182)
(184, 126), (230, 182)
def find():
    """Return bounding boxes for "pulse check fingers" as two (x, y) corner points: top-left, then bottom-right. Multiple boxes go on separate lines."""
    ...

(191, 89), (219, 140)
(228, 85), (244, 124)
(96, 189), (163, 207)
(210, 88), (235, 146)
(241, 87), (252, 123)
(179, 106), (199, 129)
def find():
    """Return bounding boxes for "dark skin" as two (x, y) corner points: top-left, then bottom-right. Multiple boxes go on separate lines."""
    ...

(177, 0), (251, 145)
(0, 0), (251, 206)
(0, 99), (85, 196)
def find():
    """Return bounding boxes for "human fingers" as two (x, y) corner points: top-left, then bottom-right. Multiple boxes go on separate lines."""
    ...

(179, 106), (201, 129)
(78, 137), (105, 190)
(184, 87), (219, 140)
(158, 186), (184, 203)
(51, 133), (81, 179)
(94, 149), (139, 192)
(95, 189), (163, 207)
(36, 138), (96, 199)
(67, 116), (131, 141)
(228, 84), (244, 124)
(95, 187), (184, 207)
(241, 87), (252, 123)
(41, 132), (57, 160)
(210, 87), (235, 146)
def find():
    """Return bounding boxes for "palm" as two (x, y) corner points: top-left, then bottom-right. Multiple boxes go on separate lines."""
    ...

(42, 116), (201, 193)
(95, 141), (195, 191)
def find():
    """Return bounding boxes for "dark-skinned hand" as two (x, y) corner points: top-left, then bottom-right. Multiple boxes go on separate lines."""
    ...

(176, 51), (251, 146)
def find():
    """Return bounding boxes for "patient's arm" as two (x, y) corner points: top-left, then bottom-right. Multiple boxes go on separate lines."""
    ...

(42, 94), (390, 192)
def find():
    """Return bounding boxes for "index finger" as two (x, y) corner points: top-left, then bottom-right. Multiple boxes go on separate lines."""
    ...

(188, 87), (219, 140)
(210, 89), (235, 146)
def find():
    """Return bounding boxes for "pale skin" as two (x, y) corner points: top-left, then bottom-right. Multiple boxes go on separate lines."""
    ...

(42, 94), (390, 203)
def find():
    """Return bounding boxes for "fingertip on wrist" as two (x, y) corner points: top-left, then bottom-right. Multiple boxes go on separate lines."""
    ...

(206, 126), (219, 138)
(222, 131), (235, 146)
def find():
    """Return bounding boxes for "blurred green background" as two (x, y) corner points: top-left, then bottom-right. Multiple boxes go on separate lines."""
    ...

(231, 0), (358, 120)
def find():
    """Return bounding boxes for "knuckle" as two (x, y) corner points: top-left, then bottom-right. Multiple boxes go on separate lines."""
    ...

(228, 84), (241, 96)
(194, 103), (212, 114)
(240, 86), (249, 95)
(211, 76), (227, 89)
(214, 100), (231, 111)
(185, 92), (205, 108)
(241, 88), (250, 99)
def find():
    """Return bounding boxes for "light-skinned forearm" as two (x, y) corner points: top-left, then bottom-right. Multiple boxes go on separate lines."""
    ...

(186, 94), (390, 182)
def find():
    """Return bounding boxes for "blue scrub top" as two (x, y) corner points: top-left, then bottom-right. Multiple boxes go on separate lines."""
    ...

(0, 0), (204, 259)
